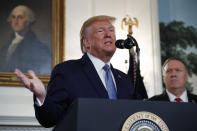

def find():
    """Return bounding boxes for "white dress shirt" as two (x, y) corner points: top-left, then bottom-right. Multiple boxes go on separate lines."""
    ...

(166, 89), (188, 102)
(87, 53), (117, 90)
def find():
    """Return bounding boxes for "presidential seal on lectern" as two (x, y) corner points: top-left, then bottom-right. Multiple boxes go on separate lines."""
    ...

(121, 111), (169, 131)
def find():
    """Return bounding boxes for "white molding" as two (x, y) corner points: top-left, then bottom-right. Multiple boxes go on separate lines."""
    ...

(0, 116), (40, 126)
(149, 0), (163, 96)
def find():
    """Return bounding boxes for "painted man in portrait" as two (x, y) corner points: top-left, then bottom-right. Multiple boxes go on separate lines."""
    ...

(0, 5), (51, 74)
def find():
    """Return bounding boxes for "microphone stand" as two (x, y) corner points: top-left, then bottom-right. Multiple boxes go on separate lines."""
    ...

(127, 34), (148, 99)
(127, 34), (140, 69)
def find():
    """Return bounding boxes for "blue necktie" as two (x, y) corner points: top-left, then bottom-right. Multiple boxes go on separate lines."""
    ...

(103, 64), (117, 99)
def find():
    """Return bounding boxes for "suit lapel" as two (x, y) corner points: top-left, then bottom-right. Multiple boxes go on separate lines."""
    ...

(187, 92), (197, 103)
(162, 91), (171, 101)
(111, 65), (126, 98)
(81, 54), (108, 98)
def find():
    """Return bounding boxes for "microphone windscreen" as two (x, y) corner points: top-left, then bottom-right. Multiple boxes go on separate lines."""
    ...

(115, 40), (124, 49)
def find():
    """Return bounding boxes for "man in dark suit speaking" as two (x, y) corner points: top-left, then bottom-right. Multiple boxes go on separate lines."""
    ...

(149, 57), (197, 103)
(15, 15), (135, 128)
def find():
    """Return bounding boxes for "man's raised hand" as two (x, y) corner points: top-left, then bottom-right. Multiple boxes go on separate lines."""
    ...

(15, 69), (46, 103)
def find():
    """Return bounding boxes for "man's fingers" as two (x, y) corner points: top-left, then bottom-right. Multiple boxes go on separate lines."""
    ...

(29, 82), (35, 92)
(15, 69), (27, 79)
(15, 68), (23, 77)
(28, 70), (38, 79)
(15, 68), (30, 87)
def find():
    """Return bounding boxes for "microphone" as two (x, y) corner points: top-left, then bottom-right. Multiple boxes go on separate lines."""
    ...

(115, 38), (135, 49)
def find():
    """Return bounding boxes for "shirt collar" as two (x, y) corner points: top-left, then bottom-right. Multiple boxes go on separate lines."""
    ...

(166, 89), (188, 102)
(87, 53), (110, 72)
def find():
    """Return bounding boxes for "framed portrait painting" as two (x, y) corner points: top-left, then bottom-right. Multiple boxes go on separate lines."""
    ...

(0, 0), (65, 86)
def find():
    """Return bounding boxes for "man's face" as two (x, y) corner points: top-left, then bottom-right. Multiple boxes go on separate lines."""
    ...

(163, 60), (189, 91)
(83, 20), (116, 62)
(10, 8), (29, 34)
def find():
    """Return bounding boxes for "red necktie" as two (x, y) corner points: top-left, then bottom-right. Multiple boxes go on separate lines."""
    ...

(175, 98), (182, 102)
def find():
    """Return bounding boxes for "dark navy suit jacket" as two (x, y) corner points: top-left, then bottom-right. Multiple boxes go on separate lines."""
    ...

(149, 90), (197, 103)
(34, 53), (134, 127)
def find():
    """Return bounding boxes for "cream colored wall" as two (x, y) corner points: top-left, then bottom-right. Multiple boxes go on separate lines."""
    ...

(0, 0), (162, 123)
(0, 87), (33, 116)
(0, 86), (39, 125)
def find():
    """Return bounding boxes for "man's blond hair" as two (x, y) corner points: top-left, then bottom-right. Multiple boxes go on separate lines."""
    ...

(80, 15), (116, 53)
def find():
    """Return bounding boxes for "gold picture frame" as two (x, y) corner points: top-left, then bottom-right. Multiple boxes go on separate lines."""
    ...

(0, 0), (65, 87)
